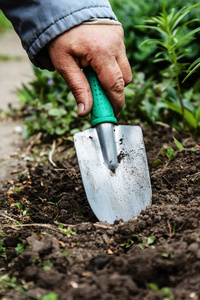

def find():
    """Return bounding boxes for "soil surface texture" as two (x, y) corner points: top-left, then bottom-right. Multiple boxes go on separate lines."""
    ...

(1, 125), (200, 300)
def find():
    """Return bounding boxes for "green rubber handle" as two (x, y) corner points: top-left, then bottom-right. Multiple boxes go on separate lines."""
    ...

(84, 67), (117, 127)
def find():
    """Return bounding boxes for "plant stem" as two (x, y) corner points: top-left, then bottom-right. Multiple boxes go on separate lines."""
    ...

(172, 49), (185, 129)
(167, 24), (185, 129)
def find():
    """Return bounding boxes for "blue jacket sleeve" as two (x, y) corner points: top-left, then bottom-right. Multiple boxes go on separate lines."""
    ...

(0, 0), (117, 70)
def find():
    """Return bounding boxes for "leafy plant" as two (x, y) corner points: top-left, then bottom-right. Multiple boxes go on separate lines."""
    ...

(173, 137), (184, 150)
(140, 4), (200, 128)
(148, 283), (174, 300)
(60, 227), (76, 236)
(41, 294), (58, 300)
(17, 67), (90, 139)
(0, 239), (6, 258)
(120, 235), (138, 249)
(140, 236), (155, 249)
(184, 56), (200, 82)
(110, 0), (200, 75)
(15, 239), (27, 255)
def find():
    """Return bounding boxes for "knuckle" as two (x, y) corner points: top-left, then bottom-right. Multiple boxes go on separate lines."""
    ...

(111, 77), (125, 93)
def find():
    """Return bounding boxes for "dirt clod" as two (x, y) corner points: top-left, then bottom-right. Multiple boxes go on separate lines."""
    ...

(1, 125), (200, 299)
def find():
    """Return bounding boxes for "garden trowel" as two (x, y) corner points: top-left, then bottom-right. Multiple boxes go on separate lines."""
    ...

(73, 67), (152, 224)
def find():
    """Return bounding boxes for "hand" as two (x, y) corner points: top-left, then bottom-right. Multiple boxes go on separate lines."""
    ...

(48, 24), (132, 117)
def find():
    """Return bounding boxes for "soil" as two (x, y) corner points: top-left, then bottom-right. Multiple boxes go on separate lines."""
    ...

(0, 31), (200, 300)
(0, 124), (200, 300)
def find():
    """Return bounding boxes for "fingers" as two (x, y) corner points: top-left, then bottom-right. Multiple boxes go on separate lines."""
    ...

(117, 53), (132, 87)
(49, 54), (93, 117)
(91, 55), (132, 117)
(48, 25), (132, 118)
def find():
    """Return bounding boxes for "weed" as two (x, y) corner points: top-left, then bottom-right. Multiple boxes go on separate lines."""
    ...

(47, 198), (63, 208)
(15, 239), (27, 255)
(41, 293), (58, 300)
(120, 240), (134, 249)
(120, 235), (139, 249)
(173, 137), (185, 150)
(14, 202), (29, 217)
(140, 236), (155, 249)
(43, 260), (53, 271)
(0, 240), (6, 259)
(60, 228), (76, 236)
(0, 275), (58, 299)
(162, 252), (170, 258)
(148, 283), (175, 300)
(152, 159), (163, 167)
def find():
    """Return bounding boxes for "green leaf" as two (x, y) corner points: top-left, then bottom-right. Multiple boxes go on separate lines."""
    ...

(162, 253), (170, 258)
(196, 106), (200, 125)
(183, 61), (200, 82)
(152, 159), (163, 167)
(176, 27), (200, 47)
(15, 243), (26, 255)
(173, 137), (185, 151)
(148, 236), (155, 245)
(41, 293), (58, 300)
(48, 108), (67, 117)
(148, 283), (159, 292)
(55, 126), (68, 136)
(164, 100), (197, 129)
(183, 2), (200, 13)
(167, 148), (175, 160)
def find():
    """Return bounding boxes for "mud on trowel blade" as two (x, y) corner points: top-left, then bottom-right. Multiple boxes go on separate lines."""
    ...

(73, 67), (152, 224)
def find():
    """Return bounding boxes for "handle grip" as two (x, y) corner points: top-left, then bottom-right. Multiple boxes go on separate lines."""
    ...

(84, 67), (117, 127)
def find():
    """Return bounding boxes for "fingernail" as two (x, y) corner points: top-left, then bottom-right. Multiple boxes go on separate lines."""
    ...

(78, 103), (85, 115)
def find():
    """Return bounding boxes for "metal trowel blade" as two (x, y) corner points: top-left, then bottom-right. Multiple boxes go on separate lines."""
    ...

(74, 125), (152, 224)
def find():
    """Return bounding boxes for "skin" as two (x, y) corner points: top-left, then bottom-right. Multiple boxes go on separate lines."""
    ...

(48, 24), (132, 117)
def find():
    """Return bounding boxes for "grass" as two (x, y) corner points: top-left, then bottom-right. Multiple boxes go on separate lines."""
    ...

(0, 11), (12, 32)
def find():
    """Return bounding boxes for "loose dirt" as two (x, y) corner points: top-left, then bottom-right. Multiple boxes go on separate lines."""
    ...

(0, 124), (200, 300)
(0, 30), (200, 300)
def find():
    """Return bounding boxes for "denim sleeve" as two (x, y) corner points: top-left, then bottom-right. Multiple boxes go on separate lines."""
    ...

(0, 0), (117, 69)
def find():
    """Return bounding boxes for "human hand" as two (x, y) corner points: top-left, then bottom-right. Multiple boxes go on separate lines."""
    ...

(48, 24), (132, 117)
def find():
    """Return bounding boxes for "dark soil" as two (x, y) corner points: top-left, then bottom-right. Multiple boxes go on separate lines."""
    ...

(0, 124), (200, 300)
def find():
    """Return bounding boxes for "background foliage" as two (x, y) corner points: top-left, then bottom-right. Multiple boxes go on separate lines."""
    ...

(110, 0), (200, 75)
(1, 1), (200, 139)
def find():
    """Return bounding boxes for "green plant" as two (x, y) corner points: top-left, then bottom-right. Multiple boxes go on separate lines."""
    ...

(120, 235), (139, 249)
(0, 275), (58, 299)
(17, 67), (90, 139)
(59, 227), (76, 236)
(173, 137), (184, 150)
(0, 239), (6, 259)
(148, 283), (174, 300)
(41, 293), (58, 300)
(160, 145), (175, 161)
(140, 4), (200, 129)
(15, 239), (27, 255)
(140, 236), (155, 249)
(14, 202), (29, 217)
(0, 11), (12, 32)
(47, 198), (63, 207)
(110, 0), (200, 76)
(184, 56), (200, 82)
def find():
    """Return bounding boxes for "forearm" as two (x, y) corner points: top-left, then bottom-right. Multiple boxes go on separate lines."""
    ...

(0, 0), (117, 69)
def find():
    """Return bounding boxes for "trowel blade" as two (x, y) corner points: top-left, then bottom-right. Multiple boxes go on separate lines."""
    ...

(73, 125), (152, 224)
